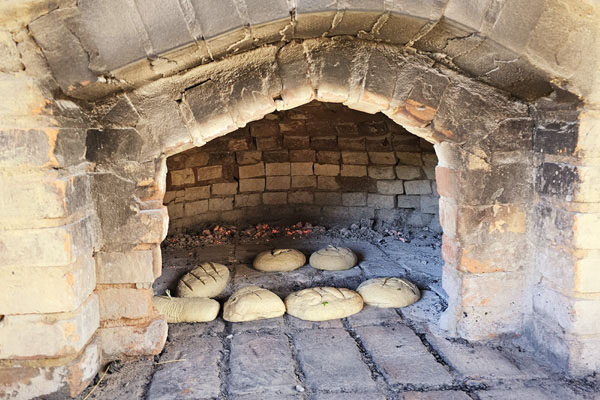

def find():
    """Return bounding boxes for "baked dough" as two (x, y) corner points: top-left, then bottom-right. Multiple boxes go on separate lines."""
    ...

(285, 287), (363, 321)
(177, 262), (230, 298)
(309, 246), (357, 271)
(223, 286), (286, 322)
(357, 277), (420, 308)
(153, 295), (220, 323)
(253, 249), (306, 272)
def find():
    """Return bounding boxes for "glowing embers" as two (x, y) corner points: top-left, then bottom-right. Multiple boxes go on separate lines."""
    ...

(162, 221), (324, 248)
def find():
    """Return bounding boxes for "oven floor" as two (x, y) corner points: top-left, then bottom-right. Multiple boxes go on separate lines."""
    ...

(78, 232), (598, 399)
(154, 232), (446, 303)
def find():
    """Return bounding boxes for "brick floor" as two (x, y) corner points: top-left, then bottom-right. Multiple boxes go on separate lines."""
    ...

(294, 328), (378, 393)
(229, 333), (299, 397)
(78, 238), (596, 400)
(355, 325), (453, 387)
(146, 336), (223, 400)
(426, 334), (534, 381)
(401, 391), (471, 400)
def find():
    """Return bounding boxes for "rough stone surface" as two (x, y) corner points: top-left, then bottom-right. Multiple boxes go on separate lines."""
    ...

(356, 325), (454, 386)
(99, 316), (168, 358)
(0, 256), (96, 314)
(0, 294), (99, 359)
(96, 250), (155, 284)
(229, 333), (299, 396)
(294, 329), (378, 392)
(146, 335), (222, 400)
(426, 334), (531, 381)
(1, 337), (101, 400)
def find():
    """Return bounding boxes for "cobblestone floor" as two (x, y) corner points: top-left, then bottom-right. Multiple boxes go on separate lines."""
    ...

(78, 235), (599, 400)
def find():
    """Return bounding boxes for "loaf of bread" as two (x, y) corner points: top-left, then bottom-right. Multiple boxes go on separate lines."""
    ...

(152, 295), (220, 323)
(223, 286), (286, 322)
(177, 262), (230, 298)
(285, 287), (363, 321)
(357, 277), (420, 308)
(253, 249), (306, 272)
(309, 246), (357, 271)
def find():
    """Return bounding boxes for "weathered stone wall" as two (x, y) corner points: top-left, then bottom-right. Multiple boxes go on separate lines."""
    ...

(164, 102), (439, 231)
(0, 27), (101, 398)
(527, 93), (600, 375)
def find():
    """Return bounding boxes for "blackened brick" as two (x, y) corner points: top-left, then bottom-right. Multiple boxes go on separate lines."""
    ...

(536, 163), (578, 197)
(263, 150), (289, 162)
(534, 121), (578, 155)
(290, 149), (316, 162)
(311, 136), (338, 150)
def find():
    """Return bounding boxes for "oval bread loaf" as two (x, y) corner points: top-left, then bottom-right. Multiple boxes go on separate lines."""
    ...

(153, 295), (220, 323)
(357, 277), (420, 308)
(285, 287), (363, 321)
(177, 262), (230, 298)
(253, 249), (306, 272)
(223, 286), (286, 322)
(309, 246), (357, 271)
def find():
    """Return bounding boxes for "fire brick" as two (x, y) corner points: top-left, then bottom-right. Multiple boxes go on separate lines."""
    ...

(239, 162), (265, 178)
(314, 163), (340, 176)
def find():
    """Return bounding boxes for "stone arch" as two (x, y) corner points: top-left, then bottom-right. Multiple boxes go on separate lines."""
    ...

(1, 1), (599, 397)
(90, 37), (533, 351)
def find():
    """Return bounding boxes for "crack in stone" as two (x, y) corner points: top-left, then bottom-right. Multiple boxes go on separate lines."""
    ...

(482, 57), (521, 76)
(219, 324), (233, 399)
(406, 18), (442, 48)
(225, 28), (253, 53)
(324, 10), (345, 37)
(282, 327), (310, 399)
(444, 32), (482, 59)
(279, 17), (296, 42)
(341, 318), (391, 395)
(60, 16), (99, 76)
(358, 12), (390, 40)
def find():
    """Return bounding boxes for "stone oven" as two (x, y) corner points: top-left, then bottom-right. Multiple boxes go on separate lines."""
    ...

(0, 0), (599, 398)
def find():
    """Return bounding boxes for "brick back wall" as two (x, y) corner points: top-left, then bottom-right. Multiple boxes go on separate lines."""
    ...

(164, 102), (439, 231)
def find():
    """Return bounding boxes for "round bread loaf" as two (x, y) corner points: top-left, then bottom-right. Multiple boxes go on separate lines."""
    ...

(309, 246), (357, 271)
(253, 249), (306, 272)
(177, 262), (230, 298)
(153, 295), (220, 323)
(357, 277), (420, 308)
(223, 286), (286, 322)
(285, 287), (363, 321)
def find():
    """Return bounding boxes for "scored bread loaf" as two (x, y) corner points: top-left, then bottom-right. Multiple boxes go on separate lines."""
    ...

(285, 287), (363, 321)
(177, 262), (230, 298)
(253, 249), (306, 272)
(309, 246), (357, 271)
(357, 277), (420, 308)
(223, 286), (286, 322)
